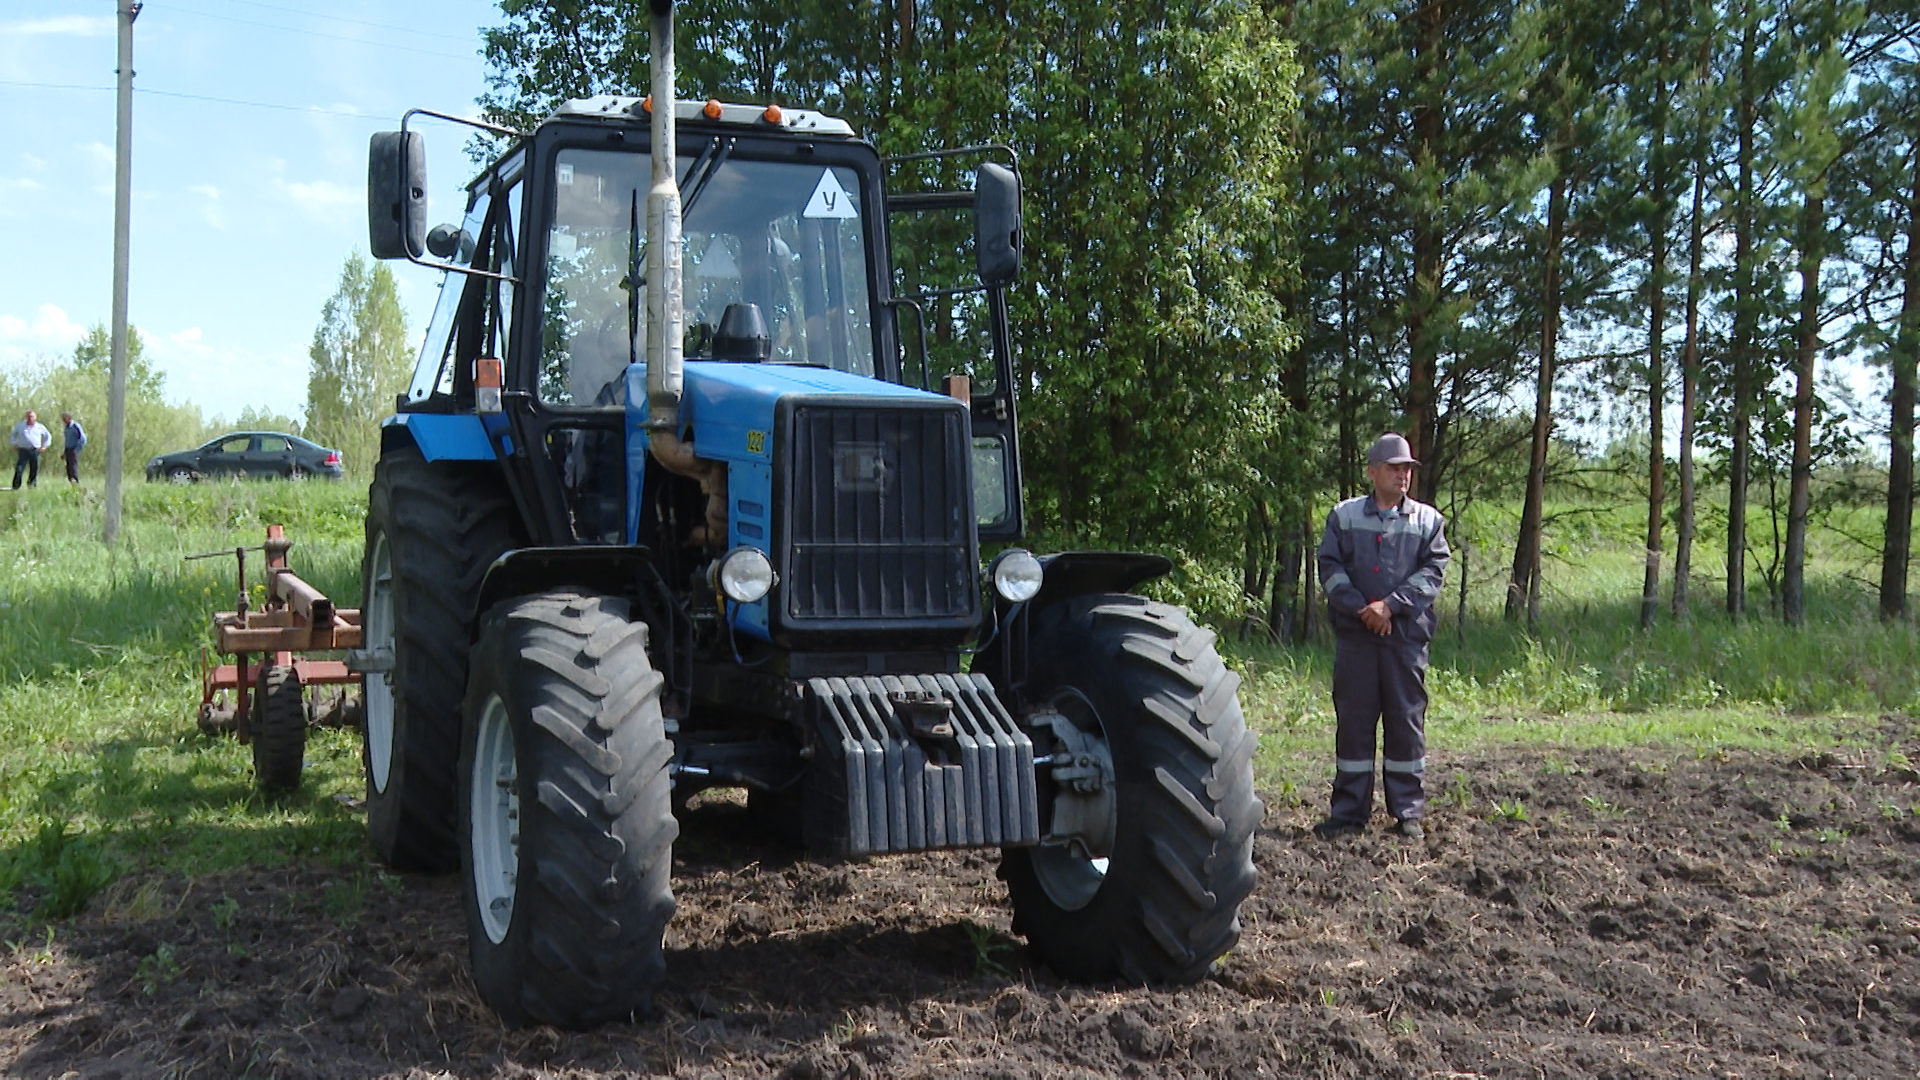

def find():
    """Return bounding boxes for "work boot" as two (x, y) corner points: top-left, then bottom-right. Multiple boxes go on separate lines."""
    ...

(1313, 818), (1366, 841)
(1392, 818), (1423, 840)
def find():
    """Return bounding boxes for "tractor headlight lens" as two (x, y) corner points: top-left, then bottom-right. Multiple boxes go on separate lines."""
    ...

(990, 549), (1044, 603)
(715, 547), (776, 604)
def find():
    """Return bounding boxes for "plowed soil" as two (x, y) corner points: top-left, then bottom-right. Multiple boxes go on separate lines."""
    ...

(5, 721), (1919, 1079)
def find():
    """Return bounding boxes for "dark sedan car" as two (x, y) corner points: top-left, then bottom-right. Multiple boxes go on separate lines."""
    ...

(145, 432), (344, 483)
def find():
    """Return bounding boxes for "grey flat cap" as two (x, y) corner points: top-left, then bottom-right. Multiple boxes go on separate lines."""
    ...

(1367, 432), (1418, 465)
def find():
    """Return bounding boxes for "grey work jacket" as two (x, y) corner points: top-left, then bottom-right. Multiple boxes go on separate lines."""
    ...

(1317, 495), (1451, 645)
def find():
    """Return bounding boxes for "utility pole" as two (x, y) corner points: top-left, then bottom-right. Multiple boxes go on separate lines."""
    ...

(104, 0), (141, 544)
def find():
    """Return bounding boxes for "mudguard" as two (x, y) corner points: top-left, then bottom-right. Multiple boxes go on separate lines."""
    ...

(473, 546), (656, 622)
(980, 551), (1174, 709)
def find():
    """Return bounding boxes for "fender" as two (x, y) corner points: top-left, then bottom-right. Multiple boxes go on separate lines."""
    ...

(380, 413), (498, 461)
(980, 551), (1173, 709)
(1026, 551), (1172, 613)
(474, 546), (657, 622)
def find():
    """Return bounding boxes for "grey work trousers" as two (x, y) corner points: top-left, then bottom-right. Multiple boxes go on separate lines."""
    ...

(1329, 633), (1428, 824)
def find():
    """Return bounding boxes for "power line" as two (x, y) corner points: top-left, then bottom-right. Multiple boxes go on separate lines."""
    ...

(138, 87), (389, 119)
(0, 79), (113, 92)
(207, 0), (483, 43)
(0, 79), (395, 121)
(161, 4), (480, 62)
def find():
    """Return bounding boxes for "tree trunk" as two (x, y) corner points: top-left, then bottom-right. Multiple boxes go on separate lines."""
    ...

(1673, 151), (1707, 621)
(1507, 169), (1566, 629)
(1338, 265), (1361, 499)
(1783, 191), (1824, 626)
(1881, 146), (1920, 620)
(1641, 59), (1672, 631)
(1404, 0), (1445, 503)
(1726, 11), (1758, 620)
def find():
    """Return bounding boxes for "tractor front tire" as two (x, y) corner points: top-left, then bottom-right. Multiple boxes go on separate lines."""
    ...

(999, 593), (1262, 984)
(252, 663), (307, 792)
(459, 592), (677, 1028)
(362, 446), (519, 873)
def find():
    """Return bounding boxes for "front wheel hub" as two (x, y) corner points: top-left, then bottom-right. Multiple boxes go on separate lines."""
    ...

(1026, 697), (1117, 911)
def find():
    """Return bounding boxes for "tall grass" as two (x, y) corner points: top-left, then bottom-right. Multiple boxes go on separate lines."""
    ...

(0, 480), (369, 917)
(1228, 508), (1919, 798)
(0, 476), (1909, 914)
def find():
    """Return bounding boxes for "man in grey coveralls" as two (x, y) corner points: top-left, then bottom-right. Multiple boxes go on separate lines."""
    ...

(1314, 433), (1450, 840)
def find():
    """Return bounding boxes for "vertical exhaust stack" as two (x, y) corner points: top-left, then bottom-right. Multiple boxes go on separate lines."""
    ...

(644, 0), (684, 436)
(640, 0), (728, 547)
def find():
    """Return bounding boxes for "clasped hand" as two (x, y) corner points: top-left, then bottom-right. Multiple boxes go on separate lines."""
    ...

(1360, 600), (1393, 636)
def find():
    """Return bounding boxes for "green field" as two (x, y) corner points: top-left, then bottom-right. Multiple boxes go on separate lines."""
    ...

(0, 480), (1909, 922)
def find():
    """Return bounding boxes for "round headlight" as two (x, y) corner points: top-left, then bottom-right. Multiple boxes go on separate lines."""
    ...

(715, 547), (776, 604)
(990, 549), (1044, 603)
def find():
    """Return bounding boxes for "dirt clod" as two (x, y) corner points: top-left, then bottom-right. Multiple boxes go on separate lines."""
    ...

(4, 734), (1920, 1077)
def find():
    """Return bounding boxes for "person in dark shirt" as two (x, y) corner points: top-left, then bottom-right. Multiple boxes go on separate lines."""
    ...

(60, 412), (86, 484)
(1313, 433), (1451, 841)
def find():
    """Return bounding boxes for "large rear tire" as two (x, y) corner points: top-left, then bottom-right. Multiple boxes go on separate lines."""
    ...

(362, 445), (519, 873)
(252, 663), (306, 792)
(459, 591), (677, 1028)
(998, 594), (1261, 984)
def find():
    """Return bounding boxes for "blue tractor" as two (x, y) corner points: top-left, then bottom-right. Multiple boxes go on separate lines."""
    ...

(359, 0), (1259, 1029)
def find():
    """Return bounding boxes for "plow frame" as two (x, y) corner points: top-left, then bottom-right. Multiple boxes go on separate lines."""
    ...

(195, 525), (364, 741)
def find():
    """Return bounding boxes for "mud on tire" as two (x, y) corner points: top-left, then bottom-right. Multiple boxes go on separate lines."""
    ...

(362, 446), (519, 873)
(459, 591), (678, 1028)
(252, 664), (306, 792)
(999, 593), (1262, 984)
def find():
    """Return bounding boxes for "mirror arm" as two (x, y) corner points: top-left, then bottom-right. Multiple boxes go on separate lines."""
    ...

(392, 108), (527, 284)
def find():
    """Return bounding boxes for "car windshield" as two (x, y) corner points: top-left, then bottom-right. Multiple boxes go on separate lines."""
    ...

(540, 146), (875, 406)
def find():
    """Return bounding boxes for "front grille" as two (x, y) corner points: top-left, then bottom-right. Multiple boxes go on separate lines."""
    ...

(782, 401), (975, 624)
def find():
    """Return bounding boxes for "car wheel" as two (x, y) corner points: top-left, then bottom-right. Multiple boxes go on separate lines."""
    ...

(167, 466), (195, 484)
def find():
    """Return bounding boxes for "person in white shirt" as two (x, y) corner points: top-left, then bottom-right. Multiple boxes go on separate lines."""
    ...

(10, 410), (52, 489)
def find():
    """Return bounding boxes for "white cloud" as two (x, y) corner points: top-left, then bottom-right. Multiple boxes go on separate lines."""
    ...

(0, 304), (89, 364)
(188, 184), (220, 200)
(142, 326), (308, 420)
(282, 179), (358, 209)
(80, 142), (112, 168)
(0, 17), (113, 36)
(19, 153), (45, 172)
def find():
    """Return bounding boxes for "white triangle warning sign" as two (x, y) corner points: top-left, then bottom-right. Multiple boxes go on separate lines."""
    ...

(803, 170), (858, 220)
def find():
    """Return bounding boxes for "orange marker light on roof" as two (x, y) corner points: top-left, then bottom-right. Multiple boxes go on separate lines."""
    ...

(762, 104), (784, 124)
(703, 99), (723, 119)
(640, 96), (652, 114)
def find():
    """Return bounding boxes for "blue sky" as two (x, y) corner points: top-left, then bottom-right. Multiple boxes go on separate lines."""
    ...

(0, 0), (503, 422)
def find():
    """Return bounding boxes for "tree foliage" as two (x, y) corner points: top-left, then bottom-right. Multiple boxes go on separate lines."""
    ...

(305, 254), (411, 477)
(0, 325), (206, 479)
(477, 0), (1920, 626)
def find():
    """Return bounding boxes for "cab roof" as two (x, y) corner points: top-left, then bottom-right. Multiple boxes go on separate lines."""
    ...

(545, 95), (857, 138)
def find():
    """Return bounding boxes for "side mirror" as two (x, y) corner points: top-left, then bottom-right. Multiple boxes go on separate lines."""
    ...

(974, 162), (1022, 287)
(368, 131), (427, 260)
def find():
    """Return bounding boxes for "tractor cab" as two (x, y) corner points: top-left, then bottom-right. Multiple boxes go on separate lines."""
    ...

(379, 95), (1024, 554)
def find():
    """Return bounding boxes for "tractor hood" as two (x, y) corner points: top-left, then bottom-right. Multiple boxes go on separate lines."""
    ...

(625, 361), (949, 467)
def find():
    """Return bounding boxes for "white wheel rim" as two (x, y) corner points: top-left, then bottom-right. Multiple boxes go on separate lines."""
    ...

(472, 694), (519, 945)
(364, 533), (396, 792)
(168, 469), (193, 484)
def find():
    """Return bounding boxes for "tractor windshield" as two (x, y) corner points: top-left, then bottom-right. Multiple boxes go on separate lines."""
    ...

(541, 146), (875, 406)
